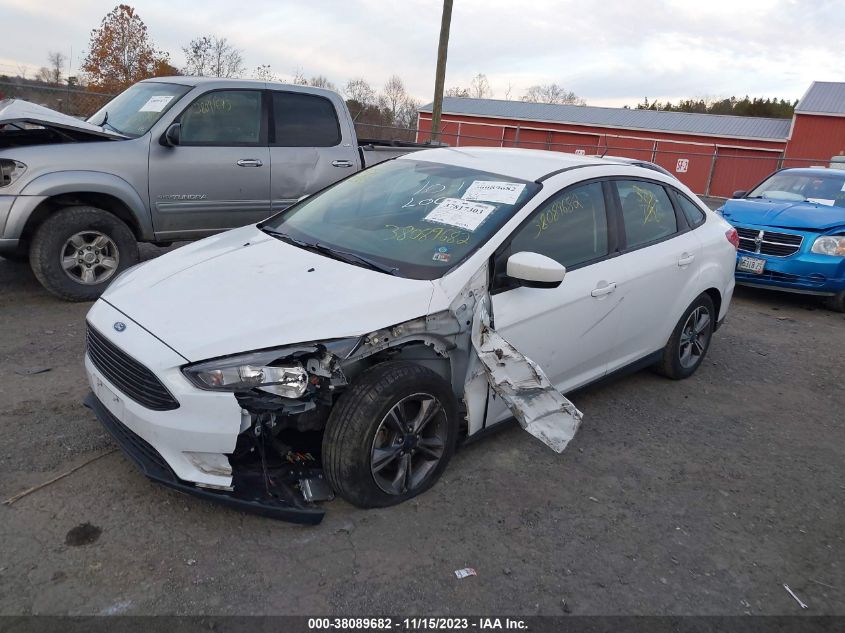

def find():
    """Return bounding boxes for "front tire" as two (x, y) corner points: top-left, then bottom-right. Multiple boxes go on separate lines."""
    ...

(323, 361), (458, 508)
(655, 293), (716, 380)
(823, 290), (845, 313)
(29, 206), (139, 302)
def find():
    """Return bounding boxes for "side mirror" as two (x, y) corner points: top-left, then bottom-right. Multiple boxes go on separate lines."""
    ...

(732, 190), (747, 199)
(161, 122), (181, 147)
(506, 252), (566, 289)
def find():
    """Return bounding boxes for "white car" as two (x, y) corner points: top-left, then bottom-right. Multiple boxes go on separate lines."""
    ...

(84, 148), (737, 524)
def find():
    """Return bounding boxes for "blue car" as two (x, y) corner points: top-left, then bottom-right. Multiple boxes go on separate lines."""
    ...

(718, 168), (845, 311)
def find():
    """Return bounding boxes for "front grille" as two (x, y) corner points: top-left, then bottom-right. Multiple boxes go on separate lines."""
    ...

(736, 226), (803, 257)
(86, 324), (179, 411)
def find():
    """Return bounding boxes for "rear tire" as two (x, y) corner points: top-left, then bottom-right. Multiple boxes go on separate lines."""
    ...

(29, 206), (139, 302)
(322, 361), (458, 509)
(655, 293), (716, 380)
(823, 290), (845, 313)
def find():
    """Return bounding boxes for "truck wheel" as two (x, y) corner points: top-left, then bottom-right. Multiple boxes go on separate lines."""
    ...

(29, 206), (139, 302)
(654, 293), (716, 380)
(323, 361), (458, 508)
(823, 290), (845, 313)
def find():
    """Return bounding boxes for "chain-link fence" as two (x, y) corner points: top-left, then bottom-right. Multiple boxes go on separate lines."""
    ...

(0, 81), (115, 118)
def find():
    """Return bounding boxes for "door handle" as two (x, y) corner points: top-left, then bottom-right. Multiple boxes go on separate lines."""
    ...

(678, 253), (696, 267)
(590, 282), (617, 297)
(237, 159), (263, 167)
(332, 160), (353, 168)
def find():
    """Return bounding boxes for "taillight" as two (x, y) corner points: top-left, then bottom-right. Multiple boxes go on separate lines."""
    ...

(725, 228), (739, 250)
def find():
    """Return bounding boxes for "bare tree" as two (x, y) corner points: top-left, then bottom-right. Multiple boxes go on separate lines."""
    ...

(396, 97), (421, 130)
(47, 51), (66, 84)
(445, 86), (469, 97)
(35, 67), (53, 83)
(182, 36), (243, 78)
(504, 82), (514, 101)
(292, 69), (308, 85)
(522, 83), (585, 105)
(253, 64), (277, 82)
(344, 78), (376, 106)
(469, 73), (491, 99)
(15, 63), (28, 80)
(380, 74), (409, 123)
(309, 75), (337, 91)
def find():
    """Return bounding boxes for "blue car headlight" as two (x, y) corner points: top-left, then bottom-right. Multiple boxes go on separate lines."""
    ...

(810, 235), (845, 257)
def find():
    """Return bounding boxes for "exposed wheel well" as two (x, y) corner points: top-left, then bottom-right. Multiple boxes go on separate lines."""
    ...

(20, 193), (141, 246)
(703, 287), (722, 321)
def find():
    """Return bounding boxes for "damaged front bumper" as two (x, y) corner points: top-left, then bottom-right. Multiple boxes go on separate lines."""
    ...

(84, 392), (326, 525)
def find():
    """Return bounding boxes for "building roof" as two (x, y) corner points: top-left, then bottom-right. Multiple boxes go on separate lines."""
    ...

(795, 81), (845, 116)
(419, 97), (793, 141)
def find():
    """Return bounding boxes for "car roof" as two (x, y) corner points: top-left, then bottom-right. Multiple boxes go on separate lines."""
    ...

(777, 167), (844, 177)
(402, 147), (630, 181)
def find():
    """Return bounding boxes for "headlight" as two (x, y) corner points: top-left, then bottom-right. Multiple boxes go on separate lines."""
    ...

(0, 159), (26, 188)
(811, 235), (845, 257)
(183, 353), (308, 398)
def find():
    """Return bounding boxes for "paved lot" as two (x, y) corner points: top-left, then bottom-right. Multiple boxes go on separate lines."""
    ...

(0, 239), (843, 616)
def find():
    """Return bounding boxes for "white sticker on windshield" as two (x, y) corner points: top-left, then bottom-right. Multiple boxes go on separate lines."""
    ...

(462, 181), (526, 205)
(841, 181), (845, 192)
(139, 95), (174, 113)
(807, 198), (835, 206)
(424, 198), (496, 232)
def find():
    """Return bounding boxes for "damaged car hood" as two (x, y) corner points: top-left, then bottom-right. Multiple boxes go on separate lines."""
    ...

(721, 198), (845, 231)
(0, 99), (125, 141)
(103, 225), (436, 362)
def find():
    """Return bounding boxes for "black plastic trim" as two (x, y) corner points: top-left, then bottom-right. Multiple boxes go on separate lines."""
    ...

(83, 392), (325, 525)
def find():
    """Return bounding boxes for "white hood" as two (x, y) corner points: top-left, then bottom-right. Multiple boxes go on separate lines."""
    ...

(103, 226), (436, 361)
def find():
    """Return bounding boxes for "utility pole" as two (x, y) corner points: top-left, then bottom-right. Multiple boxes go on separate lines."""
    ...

(430, 0), (453, 144)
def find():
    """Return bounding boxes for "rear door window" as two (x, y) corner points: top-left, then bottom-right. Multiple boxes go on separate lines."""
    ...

(272, 92), (341, 147)
(615, 180), (677, 249)
(675, 192), (707, 228)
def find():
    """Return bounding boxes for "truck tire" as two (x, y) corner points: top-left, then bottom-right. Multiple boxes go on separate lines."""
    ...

(29, 206), (139, 302)
(323, 361), (458, 508)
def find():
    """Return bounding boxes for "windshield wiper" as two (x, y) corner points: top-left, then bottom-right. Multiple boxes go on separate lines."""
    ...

(260, 227), (399, 275)
(96, 111), (127, 137)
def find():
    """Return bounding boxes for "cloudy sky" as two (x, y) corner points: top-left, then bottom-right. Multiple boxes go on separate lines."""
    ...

(1, 0), (842, 107)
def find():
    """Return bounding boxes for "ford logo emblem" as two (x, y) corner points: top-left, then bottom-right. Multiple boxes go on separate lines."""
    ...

(113, 322), (126, 332)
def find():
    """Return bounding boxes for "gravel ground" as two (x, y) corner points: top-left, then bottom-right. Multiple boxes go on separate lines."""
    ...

(0, 232), (843, 616)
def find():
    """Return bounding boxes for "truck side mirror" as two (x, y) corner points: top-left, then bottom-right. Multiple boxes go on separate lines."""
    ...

(732, 190), (747, 199)
(161, 122), (181, 147)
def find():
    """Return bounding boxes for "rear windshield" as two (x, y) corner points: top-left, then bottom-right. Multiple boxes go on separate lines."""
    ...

(88, 82), (191, 138)
(747, 171), (845, 207)
(261, 159), (541, 279)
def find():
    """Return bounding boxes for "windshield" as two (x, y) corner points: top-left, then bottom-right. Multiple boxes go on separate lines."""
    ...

(261, 159), (541, 280)
(747, 171), (845, 207)
(87, 82), (191, 137)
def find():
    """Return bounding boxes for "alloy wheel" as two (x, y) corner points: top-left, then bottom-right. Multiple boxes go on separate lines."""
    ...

(370, 393), (448, 495)
(60, 231), (120, 285)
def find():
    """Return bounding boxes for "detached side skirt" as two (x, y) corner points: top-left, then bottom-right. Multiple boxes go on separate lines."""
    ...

(472, 321), (583, 453)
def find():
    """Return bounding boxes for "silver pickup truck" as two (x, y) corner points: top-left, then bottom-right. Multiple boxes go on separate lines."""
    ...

(0, 77), (427, 300)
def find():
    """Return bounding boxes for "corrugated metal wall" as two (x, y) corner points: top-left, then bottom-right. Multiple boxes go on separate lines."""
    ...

(417, 111), (844, 197)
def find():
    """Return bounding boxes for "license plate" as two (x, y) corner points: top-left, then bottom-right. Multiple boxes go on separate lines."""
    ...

(94, 376), (124, 418)
(737, 255), (765, 274)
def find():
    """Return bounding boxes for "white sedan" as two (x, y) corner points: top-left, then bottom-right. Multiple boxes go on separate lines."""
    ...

(83, 148), (737, 524)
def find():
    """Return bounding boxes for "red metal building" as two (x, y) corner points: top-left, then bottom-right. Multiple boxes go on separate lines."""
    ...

(417, 81), (845, 197)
